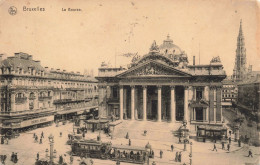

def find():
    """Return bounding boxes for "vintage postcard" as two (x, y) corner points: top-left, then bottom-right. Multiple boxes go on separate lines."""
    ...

(0, 0), (259, 165)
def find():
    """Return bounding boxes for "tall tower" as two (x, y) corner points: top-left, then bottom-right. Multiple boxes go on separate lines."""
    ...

(232, 19), (247, 81)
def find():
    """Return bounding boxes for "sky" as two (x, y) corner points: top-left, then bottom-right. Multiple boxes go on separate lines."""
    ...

(0, 0), (259, 76)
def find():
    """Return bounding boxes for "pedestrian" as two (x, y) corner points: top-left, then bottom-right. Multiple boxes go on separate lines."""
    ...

(37, 152), (39, 161)
(160, 150), (163, 159)
(229, 137), (231, 144)
(70, 155), (74, 164)
(6, 138), (8, 145)
(82, 132), (85, 139)
(222, 142), (225, 150)
(41, 131), (44, 138)
(33, 133), (36, 138)
(175, 152), (179, 162)
(171, 144), (174, 152)
(126, 132), (129, 139)
(1, 136), (4, 144)
(248, 150), (253, 157)
(129, 139), (131, 146)
(39, 138), (42, 144)
(229, 130), (232, 136)
(14, 153), (18, 163)
(11, 152), (14, 162)
(178, 152), (182, 162)
(60, 132), (62, 137)
(212, 144), (217, 151)
(227, 143), (230, 151)
(152, 161), (156, 165)
(238, 139), (241, 147)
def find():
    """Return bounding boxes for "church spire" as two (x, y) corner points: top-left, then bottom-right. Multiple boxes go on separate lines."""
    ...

(232, 19), (247, 82)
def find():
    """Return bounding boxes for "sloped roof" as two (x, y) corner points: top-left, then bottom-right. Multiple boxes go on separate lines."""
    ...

(0, 56), (45, 72)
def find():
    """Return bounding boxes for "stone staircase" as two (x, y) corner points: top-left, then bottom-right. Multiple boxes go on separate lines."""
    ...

(113, 120), (182, 142)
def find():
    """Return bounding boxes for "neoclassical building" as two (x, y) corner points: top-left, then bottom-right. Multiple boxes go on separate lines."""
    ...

(96, 36), (226, 125)
(0, 52), (98, 134)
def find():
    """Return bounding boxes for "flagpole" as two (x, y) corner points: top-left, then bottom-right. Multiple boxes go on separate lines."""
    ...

(115, 49), (117, 68)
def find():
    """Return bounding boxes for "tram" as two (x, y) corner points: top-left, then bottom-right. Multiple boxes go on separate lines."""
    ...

(111, 144), (149, 164)
(71, 139), (112, 159)
(71, 140), (149, 164)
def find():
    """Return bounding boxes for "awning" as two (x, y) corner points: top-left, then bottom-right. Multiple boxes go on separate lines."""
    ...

(198, 125), (227, 131)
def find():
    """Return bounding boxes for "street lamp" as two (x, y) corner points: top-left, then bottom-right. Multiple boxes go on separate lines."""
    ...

(48, 134), (54, 165)
(189, 142), (193, 165)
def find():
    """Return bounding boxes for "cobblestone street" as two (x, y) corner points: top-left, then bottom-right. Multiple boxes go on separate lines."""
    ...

(0, 120), (259, 165)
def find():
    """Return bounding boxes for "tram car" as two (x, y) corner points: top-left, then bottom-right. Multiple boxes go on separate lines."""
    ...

(110, 144), (149, 164)
(71, 139), (112, 159)
(71, 140), (149, 164)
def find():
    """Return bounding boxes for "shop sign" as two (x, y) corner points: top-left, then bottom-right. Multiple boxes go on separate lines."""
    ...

(20, 116), (54, 128)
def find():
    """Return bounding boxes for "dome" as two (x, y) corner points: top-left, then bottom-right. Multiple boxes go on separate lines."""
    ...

(159, 34), (183, 55)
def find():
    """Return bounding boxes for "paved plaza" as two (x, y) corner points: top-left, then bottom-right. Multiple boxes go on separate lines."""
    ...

(0, 120), (259, 165)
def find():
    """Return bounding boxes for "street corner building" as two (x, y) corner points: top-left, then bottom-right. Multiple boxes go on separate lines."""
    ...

(0, 53), (98, 135)
(96, 35), (227, 128)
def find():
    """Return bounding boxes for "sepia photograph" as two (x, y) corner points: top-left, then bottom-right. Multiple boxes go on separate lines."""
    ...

(0, 0), (259, 164)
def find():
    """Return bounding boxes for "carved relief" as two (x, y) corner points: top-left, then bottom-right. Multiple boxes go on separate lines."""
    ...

(133, 64), (172, 76)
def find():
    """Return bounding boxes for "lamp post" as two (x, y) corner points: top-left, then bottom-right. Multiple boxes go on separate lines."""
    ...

(98, 117), (101, 141)
(189, 142), (192, 165)
(48, 134), (54, 165)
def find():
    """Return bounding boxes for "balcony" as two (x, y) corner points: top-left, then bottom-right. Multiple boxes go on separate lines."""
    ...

(29, 96), (36, 100)
(38, 96), (52, 101)
(15, 97), (27, 104)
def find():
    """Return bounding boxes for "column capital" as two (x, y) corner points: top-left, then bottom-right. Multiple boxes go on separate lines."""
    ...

(170, 85), (175, 89)
(130, 85), (135, 89)
(157, 85), (162, 89)
(184, 85), (189, 90)
(209, 86), (217, 90)
(142, 85), (147, 89)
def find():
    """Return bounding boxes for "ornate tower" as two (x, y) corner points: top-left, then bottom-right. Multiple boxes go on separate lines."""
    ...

(232, 20), (247, 81)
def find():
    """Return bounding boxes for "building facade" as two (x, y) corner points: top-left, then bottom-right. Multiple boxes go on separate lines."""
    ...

(232, 20), (247, 82)
(96, 36), (226, 125)
(221, 78), (238, 108)
(0, 53), (98, 134)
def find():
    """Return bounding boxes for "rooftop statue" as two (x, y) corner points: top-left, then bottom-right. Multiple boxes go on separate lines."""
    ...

(210, 56), (221, 63)
(149, 40), (159, 52)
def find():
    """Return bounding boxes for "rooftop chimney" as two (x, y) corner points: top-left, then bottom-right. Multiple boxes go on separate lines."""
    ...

(193, 56), (195, 65)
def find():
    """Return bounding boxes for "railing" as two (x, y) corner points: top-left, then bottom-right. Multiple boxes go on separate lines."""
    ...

(15, 97), (27, 104)
(29, 96), (36, 100)
(38, 96), (52, 101)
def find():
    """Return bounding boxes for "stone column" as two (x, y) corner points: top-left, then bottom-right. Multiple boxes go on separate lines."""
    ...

(143, 86), (147, 121)
(119, 86), (124, 120)
(131, 86), (135, 120)
(170, 86), (176, 122)
(184, 86), (189, 121)
(11, 92), (16, 112)
(157, 86), (162, 122)
(123, 88), (127, 118)
(213, 88), (216, 123)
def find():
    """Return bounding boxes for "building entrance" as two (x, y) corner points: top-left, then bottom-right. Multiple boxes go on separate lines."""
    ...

(151, 100), (158, 120)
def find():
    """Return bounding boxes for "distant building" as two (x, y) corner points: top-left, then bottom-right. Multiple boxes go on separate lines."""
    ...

(232, 20), (247, 82)
(0, 53), (98, 135)
(222, 78), (238, 108)
(96, 35), (226, 125)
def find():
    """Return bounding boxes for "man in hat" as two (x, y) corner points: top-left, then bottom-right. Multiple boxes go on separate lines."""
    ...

(248, 150), (253, 157)
(171, 144), (174, 152)
(212, 143), (217, 152)
(160, 150), (163, 159)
